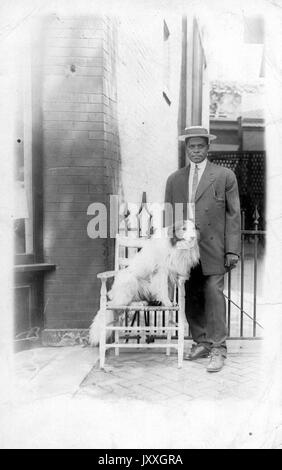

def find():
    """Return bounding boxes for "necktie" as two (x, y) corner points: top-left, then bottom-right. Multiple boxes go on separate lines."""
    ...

(190, 164), (199, 202)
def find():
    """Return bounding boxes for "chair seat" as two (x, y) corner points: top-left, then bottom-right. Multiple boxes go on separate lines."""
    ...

(96, 232), (186, 368)
(106, 305), (180, 311)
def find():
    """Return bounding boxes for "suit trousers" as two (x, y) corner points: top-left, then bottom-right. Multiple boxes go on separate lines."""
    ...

(185, 263), (227, 354)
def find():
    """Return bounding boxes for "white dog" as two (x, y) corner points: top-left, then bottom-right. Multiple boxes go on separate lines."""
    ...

(89, 220), (200, 346)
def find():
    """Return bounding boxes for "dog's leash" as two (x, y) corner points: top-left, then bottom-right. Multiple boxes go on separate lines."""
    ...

(223, 294), (264, 330)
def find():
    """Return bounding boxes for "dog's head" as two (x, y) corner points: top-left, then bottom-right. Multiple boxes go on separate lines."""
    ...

(167, 219), (198, 249)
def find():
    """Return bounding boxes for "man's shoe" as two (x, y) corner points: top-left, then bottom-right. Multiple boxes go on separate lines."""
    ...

(184, 344), (210, 361)
(206, 348), (225, 372)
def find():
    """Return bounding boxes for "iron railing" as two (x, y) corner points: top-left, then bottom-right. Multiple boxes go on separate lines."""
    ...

(118, 194), (265, 340)
(225, 208), (265, 339)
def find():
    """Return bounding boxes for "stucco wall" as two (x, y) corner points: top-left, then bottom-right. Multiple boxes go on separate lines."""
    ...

(115, 15), (183, 205)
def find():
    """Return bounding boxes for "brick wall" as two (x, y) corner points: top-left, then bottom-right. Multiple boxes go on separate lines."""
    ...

(41, 14), (183, 332)
(42, 16), (114, 329)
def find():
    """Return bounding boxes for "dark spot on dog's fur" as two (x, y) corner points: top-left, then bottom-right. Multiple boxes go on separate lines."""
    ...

(149, 300), (163, 306)
(167, 222), (189, 246)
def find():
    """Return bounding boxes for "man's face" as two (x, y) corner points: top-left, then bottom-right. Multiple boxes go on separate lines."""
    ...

(185, 136), (209, 164)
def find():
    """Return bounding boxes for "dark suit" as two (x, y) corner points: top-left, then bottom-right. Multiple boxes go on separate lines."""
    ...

(165, 160), (241, 350)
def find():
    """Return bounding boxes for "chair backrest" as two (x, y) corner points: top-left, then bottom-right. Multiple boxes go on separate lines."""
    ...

(112, 193), (190, 337)
(113, 233), (184, 336)
(114, 234), (150, 271)
(114, 233), (179, 301)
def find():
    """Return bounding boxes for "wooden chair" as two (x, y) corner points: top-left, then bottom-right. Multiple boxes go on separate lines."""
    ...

(96, 233), (188, 368)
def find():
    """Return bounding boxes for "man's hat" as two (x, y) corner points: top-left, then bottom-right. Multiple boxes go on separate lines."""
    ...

(178, 125), (217, 142)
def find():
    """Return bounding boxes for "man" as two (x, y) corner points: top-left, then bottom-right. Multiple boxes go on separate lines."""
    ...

(165, 126), (241, 372)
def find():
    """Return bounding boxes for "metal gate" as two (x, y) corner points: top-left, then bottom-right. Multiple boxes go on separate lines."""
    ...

(119, 191), (265, 340)
(225, 209), (265, 339)
(208, 151), (266, 338)
(209, 151), (266, 230)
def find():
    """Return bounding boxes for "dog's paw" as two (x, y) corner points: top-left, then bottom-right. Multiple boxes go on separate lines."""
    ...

(158, 298), (173, 307)
(130, 301), (149, 307)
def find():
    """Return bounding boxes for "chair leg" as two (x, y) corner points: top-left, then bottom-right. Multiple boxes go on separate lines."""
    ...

(99, 310), (106, 369)
(177, 331), (184, 368)
(177, 278), (186, 368)
(177, 307), (185, 368)
(166, 310), (171, 356)
(100, 337), (106, 369)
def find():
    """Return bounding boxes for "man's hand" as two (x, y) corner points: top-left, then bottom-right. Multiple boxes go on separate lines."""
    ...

(225, 253), (239, 270)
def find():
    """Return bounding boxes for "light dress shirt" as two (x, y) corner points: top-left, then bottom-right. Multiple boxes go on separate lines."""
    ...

(187, 158), (207, 219)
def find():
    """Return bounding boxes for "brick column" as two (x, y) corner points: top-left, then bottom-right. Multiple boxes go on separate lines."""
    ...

(41, 15), (119, 342)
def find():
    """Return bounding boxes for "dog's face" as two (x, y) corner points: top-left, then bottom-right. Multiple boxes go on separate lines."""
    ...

(170, 220), (198, 249)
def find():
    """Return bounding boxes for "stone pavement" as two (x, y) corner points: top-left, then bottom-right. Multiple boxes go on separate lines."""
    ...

(0, 339), (281, 449)
(79, 342), (264, 404)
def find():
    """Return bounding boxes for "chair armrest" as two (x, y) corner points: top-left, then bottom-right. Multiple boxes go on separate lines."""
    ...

(97, 270), (118, 279)
(177, 275), (189, 286)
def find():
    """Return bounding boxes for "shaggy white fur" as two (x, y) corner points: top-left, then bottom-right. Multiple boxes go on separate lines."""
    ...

(89, 220), (200, 346)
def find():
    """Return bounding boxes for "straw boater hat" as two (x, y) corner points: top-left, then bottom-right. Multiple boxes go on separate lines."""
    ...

(179, 125), (217, 143)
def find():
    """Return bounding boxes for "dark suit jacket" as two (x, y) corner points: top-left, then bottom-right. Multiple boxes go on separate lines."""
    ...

(165, 160), (241, 275)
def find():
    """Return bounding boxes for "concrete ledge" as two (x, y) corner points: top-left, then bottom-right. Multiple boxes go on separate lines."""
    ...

(41, 328), (264, 351)
(41, 328), (89, 346)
